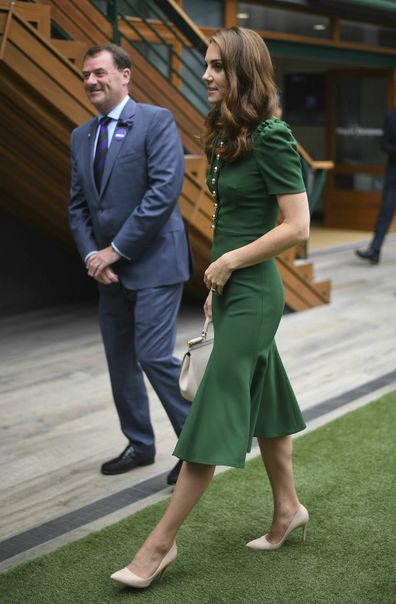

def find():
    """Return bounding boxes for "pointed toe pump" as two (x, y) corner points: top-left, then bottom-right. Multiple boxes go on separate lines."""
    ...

(111, 542), (177, 589)
(246, 504), (309, 551)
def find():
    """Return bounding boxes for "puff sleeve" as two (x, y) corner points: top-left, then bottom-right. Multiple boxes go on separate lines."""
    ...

(254, 120), (306, 196)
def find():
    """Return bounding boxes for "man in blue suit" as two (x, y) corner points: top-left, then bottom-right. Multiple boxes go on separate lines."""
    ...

(355, 108), (396, 264)
(69, 44), (192, 485)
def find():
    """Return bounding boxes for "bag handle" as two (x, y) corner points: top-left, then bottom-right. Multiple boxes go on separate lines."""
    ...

(187, 318), (213, 348)
(201, 318), (212, 339)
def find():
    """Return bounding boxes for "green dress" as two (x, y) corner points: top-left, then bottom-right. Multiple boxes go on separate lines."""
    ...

(174, 118), (306, 468)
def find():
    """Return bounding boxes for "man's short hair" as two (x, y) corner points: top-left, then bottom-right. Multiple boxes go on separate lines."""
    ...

(83, 44), (132, 70)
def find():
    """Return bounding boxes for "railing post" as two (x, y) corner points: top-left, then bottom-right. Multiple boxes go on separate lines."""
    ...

(107, 0), (120, 45)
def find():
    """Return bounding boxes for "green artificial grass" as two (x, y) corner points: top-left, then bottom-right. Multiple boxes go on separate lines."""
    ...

(1, 392), (396, 604)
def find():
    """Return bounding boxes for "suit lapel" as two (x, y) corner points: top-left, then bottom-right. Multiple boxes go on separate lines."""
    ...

(99, 99), (136, 196)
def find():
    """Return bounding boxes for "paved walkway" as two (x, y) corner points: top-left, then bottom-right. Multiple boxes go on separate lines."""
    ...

(1, 235), (395, 571)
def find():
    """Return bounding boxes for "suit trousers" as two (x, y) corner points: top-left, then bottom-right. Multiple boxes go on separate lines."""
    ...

(98, 281), (190, 456)
(371, 168), (396, 253)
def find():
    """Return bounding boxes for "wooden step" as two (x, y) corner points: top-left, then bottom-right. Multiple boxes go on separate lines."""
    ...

(293, 261), (313, 282)
(277, 257), (331, 310)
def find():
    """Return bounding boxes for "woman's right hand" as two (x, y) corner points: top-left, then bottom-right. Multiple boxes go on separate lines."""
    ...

(203, 291), (213, 321)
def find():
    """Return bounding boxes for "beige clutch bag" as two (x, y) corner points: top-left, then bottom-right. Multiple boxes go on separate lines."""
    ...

(179, 318), (213, 402)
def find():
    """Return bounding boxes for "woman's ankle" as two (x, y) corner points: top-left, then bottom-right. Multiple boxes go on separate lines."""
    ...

(144, 530), (175, 555)
(272, 497), (300, 520)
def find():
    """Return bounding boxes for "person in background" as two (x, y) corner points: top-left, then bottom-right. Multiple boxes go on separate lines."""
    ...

(68, 44), (192, 486)
(110, 27), (310, 590)
(355, 107), (396, 264)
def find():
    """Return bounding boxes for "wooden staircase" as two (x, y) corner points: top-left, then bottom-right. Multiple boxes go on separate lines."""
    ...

(0, 0), (330, 310)
(0, 1), (93, 246)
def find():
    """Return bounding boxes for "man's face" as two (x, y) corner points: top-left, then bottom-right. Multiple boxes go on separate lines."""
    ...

(82, 50), (130, 114)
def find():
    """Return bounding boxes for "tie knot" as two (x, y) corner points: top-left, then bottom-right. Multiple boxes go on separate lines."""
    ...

(99, 115), (111, 126)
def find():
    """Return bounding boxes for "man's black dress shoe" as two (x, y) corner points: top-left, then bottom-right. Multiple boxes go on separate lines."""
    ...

(101, 445), (155, 475)
(355, 248), (380, 264)
(166, 460), (183, 485)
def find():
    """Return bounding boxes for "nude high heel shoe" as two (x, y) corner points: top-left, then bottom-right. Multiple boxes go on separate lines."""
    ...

(246, 504), (309, 551)
(110, 542), (177, 589)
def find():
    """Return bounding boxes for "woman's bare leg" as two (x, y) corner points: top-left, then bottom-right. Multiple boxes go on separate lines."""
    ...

(258, 435), (300, 543)
(127, 461), (215, 578)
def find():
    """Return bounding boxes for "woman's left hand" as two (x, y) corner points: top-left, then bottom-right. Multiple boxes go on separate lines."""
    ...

(204, 254), (233, 295)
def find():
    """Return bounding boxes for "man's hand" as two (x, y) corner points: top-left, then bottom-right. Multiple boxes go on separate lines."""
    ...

(95, 266), (119, 285)
(86, 246), (121, 279)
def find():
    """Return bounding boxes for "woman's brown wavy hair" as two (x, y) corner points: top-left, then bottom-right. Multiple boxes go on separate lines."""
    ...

(203, 27), (278, 162)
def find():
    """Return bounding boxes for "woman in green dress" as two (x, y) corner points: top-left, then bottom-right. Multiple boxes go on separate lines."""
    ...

(111, 27), (311, 589)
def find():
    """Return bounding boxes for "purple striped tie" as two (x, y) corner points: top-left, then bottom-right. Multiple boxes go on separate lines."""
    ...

(94, 116), (111, 191)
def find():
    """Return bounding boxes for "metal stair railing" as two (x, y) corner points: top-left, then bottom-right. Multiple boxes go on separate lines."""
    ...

(90, 0), (209, 116)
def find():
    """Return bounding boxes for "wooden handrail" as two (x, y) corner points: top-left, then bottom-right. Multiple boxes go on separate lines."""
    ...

(297, 142), (334, 170)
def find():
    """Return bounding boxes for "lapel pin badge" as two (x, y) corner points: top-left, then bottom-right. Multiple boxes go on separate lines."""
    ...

(115, 128), (127, 140)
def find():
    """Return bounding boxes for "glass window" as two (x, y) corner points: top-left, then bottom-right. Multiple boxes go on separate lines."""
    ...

(284, 74), (326, 125)
(340, 21), (396, 49)
(334, 76), (388, 166)
(183, 0), (224, 28)
(237, 3), (331, 39)
(334, 173), (384, 192)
